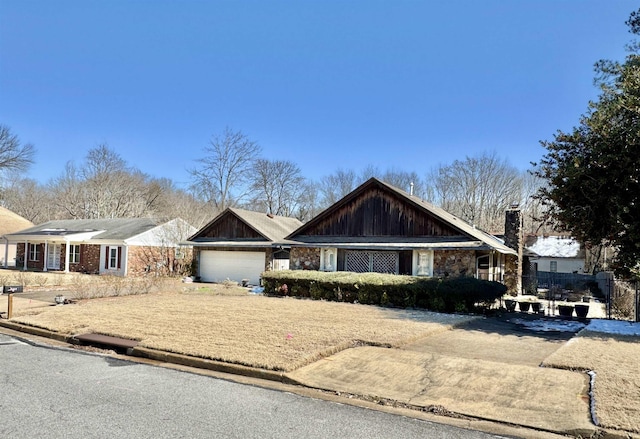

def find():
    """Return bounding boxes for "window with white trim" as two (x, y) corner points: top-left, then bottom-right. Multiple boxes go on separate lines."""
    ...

(321, 248), (337, 272)
(29, 244), (40, 261)
(109, 247), (118, 269)
(69, 244), (81, 264)
(416, 250), (433, 276)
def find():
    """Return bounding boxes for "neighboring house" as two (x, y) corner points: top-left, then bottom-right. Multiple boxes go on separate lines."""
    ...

(4, 218), (196, 276)
(285, 178), (519, 289)
(187, 208), (303, 285)
(526, 235), (586, 274)
(0, 207), (34, 268)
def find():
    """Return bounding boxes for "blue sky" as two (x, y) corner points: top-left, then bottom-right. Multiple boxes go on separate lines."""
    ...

(0, 1), (634, 189)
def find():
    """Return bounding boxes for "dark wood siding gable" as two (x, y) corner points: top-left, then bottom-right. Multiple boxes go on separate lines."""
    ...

(191, 212), (266, 240)
(296, 186), (462, 237)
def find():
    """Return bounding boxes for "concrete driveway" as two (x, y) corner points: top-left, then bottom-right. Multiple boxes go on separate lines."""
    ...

(403, 315), (575, 367)
(287, 315), (596, 436)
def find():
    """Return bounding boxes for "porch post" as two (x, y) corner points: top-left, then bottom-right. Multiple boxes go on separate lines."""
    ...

(122, 245), (128, 276)
(3, 237), (8, 269)
(64, 239), (71, 273)
(43, 240), (49, 272)
(23, 240), (28, 271)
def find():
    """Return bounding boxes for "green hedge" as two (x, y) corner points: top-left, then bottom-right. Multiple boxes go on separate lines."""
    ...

(261, 270), (506, 313)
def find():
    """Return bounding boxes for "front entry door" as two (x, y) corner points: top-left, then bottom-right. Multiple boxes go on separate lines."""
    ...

(47, 244), (61, 270)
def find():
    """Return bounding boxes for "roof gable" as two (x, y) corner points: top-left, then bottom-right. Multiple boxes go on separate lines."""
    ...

(189, 208), (303, 243)
(287, 178), (516, 255)
(289, 178), (467, 238)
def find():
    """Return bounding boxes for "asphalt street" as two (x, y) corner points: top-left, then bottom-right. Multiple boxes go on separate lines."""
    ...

(0, 333), (503, 439)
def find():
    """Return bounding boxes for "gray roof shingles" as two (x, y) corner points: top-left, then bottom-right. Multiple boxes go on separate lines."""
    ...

(7, 218), (162, 240)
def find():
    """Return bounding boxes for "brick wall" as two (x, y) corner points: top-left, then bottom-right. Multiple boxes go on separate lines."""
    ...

(16, 243), (44, 271)
(73, 244), (101, 274)
(128, 245), (193, 276)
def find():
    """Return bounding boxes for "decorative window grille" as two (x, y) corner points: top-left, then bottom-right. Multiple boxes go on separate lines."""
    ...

(345, 251), (399, 274)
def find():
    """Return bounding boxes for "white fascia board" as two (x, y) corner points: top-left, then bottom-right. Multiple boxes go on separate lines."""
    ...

(4, 230), (104, 243)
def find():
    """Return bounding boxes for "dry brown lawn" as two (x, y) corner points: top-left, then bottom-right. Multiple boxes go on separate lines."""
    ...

(543, 331), (640, 434)
(11, 287), (474, 371)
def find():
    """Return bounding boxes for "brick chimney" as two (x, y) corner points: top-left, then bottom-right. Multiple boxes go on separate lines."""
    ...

(504, 207), (521, 251)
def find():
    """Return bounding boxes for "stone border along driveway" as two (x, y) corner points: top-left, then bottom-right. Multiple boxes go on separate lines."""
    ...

(286, 315), (597, 437)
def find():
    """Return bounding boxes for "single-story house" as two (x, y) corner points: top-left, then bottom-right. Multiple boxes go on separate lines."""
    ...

(285, 178), (520, 290)
(526, 235), (586, 274)
(187, 208), (303, 285)
(0, 207), (34, 268)
(4, 218), (196, 276)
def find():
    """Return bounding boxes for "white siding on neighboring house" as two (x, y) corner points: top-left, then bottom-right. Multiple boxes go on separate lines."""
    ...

(535, 257), (584, 274)
(528, 236), (586, 274)
(126, 218), (195, 247)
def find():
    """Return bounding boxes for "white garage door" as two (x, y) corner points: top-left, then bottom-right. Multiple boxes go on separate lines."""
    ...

(199, 250), (266, 285)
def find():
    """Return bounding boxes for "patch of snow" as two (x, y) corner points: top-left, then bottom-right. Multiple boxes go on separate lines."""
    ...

(587, 371), (599, 426)
(528, 236), (580, 258)
(585, 319), (640, 336)
(511, 318), (586, 332)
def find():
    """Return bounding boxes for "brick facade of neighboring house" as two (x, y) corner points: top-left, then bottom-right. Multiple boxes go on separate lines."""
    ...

(76, 244), (101, 274)
(127, 245), (193, 276)
(16, 243), (44, 271)
(16, 243), (109, 275)
(6, 218), (196, 277)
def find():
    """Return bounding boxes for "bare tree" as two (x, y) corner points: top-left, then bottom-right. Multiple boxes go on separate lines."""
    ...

(520, 172), (550, 236)
(426, 152), (524, 232)
(248, 159), (305, 216)
(152, 178), (217, 229)
(189, 128), (261, 210)
(294, 180), (321, 222)
(379, 168), (426, 199)
(0, 124), (35, 175)
(0, 175), (52, 223)
(49, 145), (163, 219)
(318, 168), (359, 208)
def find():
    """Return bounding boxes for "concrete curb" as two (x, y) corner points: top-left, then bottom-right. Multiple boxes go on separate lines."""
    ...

(130, 346), (298, 385)
(0, 320), (69, 343)
(0, 319), (297, 385)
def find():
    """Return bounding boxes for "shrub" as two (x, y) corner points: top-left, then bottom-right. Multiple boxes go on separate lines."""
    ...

(261, 270), (506, 314)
